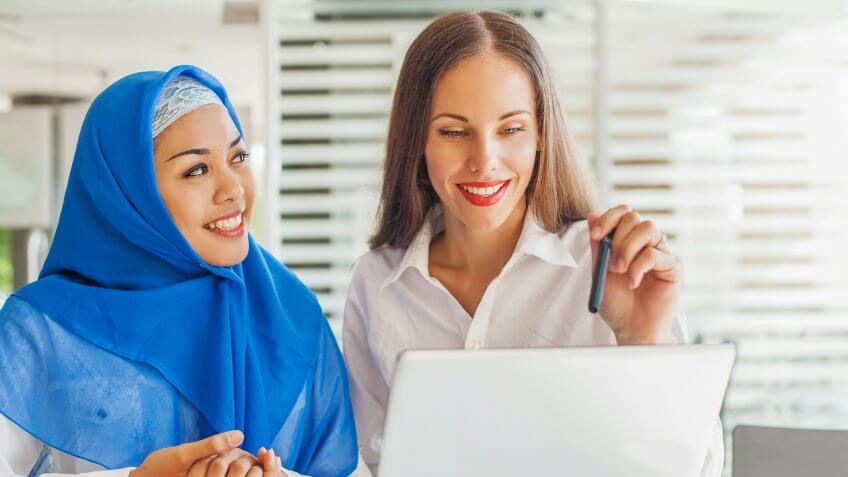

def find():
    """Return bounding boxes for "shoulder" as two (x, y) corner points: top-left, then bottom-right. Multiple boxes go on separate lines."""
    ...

(348, 244), (405, 289)
(0, 294), (39, 316)
(343, 245), (408, 325)
(0, 295), (51, 335)
(559, 219), (592, 265)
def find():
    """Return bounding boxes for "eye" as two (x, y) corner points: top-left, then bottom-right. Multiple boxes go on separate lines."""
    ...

(232, 151), (251, 164)
(504, 126), (526, 135)
(184, 164), (208, 178)
(438, 129), (468, 139)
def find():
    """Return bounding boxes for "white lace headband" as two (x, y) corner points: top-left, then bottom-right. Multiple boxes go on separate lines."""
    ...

(152, 75), (225, 138)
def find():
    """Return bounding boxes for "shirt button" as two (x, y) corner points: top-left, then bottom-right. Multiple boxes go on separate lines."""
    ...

(468, 341), (481, 350)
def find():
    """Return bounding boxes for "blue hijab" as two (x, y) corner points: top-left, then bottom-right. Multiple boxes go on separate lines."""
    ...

(0, 65), (358, 475)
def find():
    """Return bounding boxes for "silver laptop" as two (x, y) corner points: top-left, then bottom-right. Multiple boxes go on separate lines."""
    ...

(378, 344), (735, 477)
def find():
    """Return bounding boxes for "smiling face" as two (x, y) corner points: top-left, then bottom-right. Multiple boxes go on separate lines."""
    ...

(153, 104), (254, 267)
(424, 52), (539, 232)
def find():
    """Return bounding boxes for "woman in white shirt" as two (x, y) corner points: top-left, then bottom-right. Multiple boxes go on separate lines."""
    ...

(0, 67), (366, 477)
(342, 10), (724, 476)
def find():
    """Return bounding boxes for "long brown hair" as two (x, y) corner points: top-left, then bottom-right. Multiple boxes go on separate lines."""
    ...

(369, 10), (596, 249)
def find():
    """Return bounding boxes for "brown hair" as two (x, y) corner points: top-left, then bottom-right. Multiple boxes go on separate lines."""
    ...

(369, 10), (596, 248)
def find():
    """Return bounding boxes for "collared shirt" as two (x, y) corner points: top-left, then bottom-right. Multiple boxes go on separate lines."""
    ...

(342, 207), (723, 476)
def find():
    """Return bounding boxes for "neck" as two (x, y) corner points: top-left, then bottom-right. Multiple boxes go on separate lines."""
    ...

(432, 199), (528, 276)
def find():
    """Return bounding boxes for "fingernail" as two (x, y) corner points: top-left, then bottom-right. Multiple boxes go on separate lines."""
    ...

(259, 446), (266, 454)
(277, 456), (282, 467)
(226, 430), (243, 446)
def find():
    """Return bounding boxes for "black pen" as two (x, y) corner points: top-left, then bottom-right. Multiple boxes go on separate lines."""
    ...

(588, 229), (615, 314)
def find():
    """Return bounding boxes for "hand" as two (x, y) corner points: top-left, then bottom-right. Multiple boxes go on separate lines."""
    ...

(187, 448), (261, 477)
(129, 430), (245, 477)
(257, 447), (288, 477)
(587, 204), (681, 345)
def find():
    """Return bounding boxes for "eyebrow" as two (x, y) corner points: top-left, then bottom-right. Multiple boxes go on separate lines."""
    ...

(166, 134), (244, 162)
(430, 110), (531, 123)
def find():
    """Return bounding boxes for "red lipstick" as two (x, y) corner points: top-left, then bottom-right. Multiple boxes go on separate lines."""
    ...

(455, 179), (511, 207)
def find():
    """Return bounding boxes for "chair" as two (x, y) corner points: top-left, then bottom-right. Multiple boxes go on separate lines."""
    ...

(733, 424), (848, 476)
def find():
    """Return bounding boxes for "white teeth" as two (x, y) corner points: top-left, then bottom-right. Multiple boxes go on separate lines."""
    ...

(461, 183), (505, 197)
(207, 213), (243, 231)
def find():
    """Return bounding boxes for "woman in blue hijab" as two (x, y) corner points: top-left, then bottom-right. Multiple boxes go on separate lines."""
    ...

(0, 65), (364, 477)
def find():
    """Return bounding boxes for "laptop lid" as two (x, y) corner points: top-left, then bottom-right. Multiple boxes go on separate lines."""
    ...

(379, 344), (735, 477)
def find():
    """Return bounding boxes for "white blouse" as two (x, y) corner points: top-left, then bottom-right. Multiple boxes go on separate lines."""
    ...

(0, 412), (131, 476)
(342, 208), (724, 476)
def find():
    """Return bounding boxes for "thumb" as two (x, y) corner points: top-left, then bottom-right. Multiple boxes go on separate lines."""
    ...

(262, 448), (278, 476)
(175, 430), (244, 465)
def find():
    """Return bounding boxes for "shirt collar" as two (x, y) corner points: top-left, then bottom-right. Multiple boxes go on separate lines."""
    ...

(380, 205), (578, 290)
(380, 207), (441, 290)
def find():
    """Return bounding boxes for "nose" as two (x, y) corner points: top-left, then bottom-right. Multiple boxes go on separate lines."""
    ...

(467, 132), (499, 173)
(214, 167), (244, 204)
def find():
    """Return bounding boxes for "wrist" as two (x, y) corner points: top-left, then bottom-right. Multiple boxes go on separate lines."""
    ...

(615, 328), (675, 345)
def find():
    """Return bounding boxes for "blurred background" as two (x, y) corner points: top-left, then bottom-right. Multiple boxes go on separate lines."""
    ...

(1, 0), (848, 474)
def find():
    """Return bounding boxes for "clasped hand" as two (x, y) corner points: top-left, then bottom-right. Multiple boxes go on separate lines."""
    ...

(129, 430), (287, 477)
